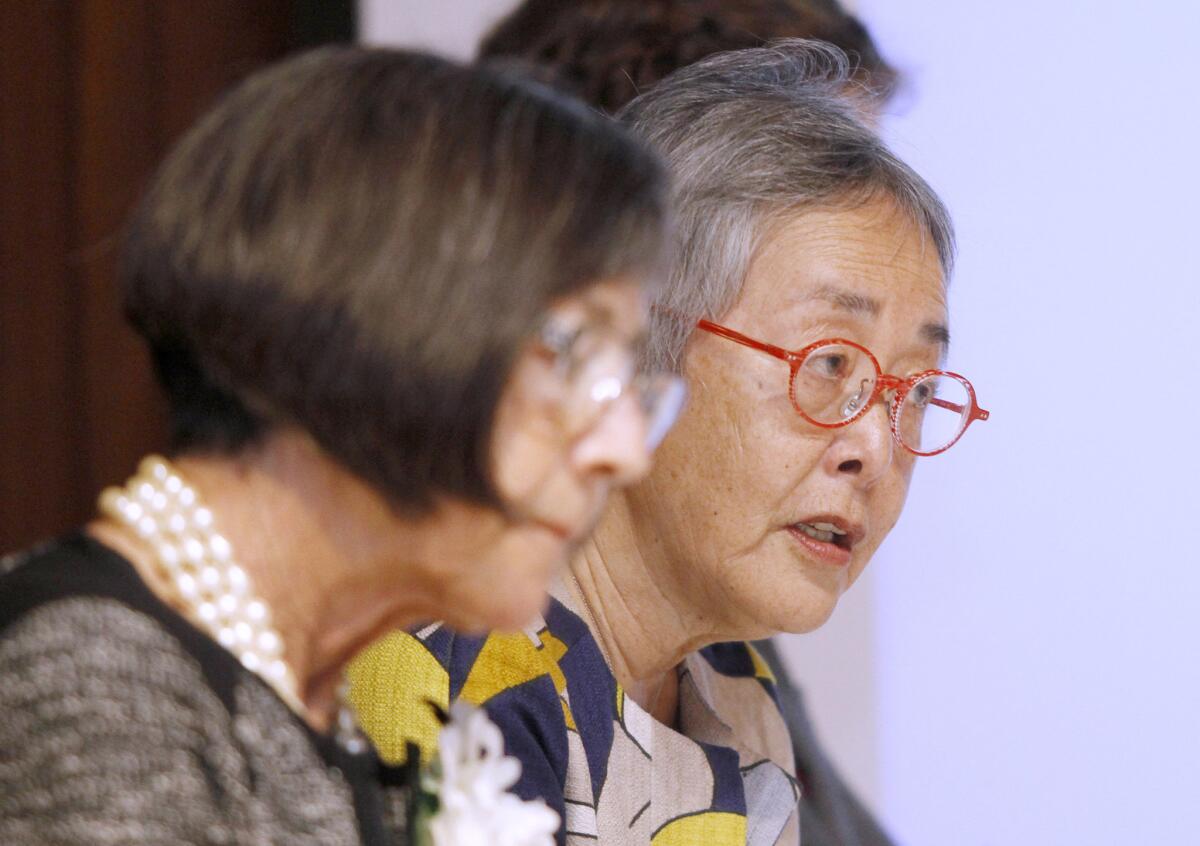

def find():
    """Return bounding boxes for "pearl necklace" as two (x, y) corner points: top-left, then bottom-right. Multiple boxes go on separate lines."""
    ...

(99, 455), (367, 752)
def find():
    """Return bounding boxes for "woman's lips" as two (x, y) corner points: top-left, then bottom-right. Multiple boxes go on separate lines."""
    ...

(786, 524), (853, 567)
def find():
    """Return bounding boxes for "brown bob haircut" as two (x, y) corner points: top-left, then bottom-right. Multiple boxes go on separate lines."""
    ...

(122, 47), (668, 513)
(478, 0), (898, 114)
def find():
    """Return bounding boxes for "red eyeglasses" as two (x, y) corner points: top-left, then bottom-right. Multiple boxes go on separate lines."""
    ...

(697, 319), (989, 456)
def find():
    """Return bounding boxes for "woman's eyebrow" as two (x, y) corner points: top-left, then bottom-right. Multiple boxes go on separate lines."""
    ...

(804, 284), (950, 350)
(805, 284), (880, 316)
(922, 322), (951, 349)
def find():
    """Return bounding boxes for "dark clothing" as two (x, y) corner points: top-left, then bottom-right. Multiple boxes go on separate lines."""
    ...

(0, 534), (409, 845)
(753, 638), (899, 846)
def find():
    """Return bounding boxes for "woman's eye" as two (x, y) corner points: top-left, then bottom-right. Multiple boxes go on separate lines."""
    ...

(909, 380), (936, 408)
(807, 353), (849, 378)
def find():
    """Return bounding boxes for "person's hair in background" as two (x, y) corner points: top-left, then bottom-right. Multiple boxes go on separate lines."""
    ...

(124, 47), (666, 516)
(478, 0), (898, 114)
(618, 43), (952, 376)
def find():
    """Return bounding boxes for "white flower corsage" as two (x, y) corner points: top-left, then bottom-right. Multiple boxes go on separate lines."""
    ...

(411, 701), (560, 846)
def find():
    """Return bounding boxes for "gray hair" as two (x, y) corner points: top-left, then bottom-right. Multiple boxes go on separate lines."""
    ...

(617, 40), (955, 372)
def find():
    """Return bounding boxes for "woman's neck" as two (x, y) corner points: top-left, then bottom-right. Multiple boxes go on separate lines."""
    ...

(89, 435), (432, 731)
(567, 492), (724, 726)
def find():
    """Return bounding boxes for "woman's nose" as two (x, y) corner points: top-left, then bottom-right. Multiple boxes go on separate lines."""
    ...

(571, 393), (653, 486)
(826, 400), (895, 486)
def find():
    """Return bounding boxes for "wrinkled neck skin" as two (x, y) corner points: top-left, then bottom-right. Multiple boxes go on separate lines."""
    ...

(569, 490), (750, 727)
(88, 432), (444, 732)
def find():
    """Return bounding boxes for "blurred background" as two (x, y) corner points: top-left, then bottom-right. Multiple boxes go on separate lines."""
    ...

(4, 2), (1198, 844)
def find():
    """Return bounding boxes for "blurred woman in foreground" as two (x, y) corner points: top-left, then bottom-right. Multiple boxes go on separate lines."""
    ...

(0, 46), (679, 845)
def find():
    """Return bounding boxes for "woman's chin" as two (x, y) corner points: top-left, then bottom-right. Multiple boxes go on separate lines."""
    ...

(747, 581), (843, 636)
(776, 601), (839, 634)
(444, 582), (551, 635)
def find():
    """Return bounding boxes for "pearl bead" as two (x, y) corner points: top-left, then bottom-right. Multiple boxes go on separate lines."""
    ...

(217, 627), (238, 648)
(265, 660), (289, 681)
(177, 487), (196, 507)
(209, 534), (232, 562)
(256, 631), (282, 657)
(197, 602), (219, 625)
(183, 536), (206, 564)
(136, 482), (157, 503)
(167, 513), (188, 535)
(135, 515), (157, 539)
(226, 565), (248, 596)
(141, 457), (169, 481)
(121, 499), (145, 524)
(217, 594), (239, 617)
(164, 474), (183, 495)
(245, 600), (268, 624)
(234, 621), (254, 645)
(176, 573), (199, 601)
(241, 652), (262, 672)
(149, 491), (168, 512)
(193, 507), (214, 530)
(156, 543), (180, 569)
(199, 566), (223, 592)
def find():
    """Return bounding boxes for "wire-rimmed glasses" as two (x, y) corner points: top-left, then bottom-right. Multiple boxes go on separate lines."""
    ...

(697, 319), (989, 456)
(540, 317), (687, 452)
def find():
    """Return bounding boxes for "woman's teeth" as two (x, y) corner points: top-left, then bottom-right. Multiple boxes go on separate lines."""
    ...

(794, 522), (846, 544)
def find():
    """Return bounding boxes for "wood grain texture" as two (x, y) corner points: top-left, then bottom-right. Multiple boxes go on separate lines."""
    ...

(1, 1), (351, 552)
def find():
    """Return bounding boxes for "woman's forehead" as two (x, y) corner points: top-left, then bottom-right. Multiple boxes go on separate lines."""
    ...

(561, 276), (647, 329)
(719, 208), (949, 354)
(757, 203), (942, 275)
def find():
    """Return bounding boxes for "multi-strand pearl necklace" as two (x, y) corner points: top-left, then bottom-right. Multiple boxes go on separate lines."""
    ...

(98, 456), (371, 755)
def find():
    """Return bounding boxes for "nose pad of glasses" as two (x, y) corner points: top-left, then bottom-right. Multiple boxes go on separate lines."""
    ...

(840, 378), (874, 419)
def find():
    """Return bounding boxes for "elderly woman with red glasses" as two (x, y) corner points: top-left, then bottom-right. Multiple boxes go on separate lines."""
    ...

(351, 41), (987, 846)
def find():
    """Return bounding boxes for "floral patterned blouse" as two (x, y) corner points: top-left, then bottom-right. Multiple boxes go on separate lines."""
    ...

(348, 583), (800, 846)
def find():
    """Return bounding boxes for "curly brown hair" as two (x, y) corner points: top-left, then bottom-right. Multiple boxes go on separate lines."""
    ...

(478, 0), (897, 114)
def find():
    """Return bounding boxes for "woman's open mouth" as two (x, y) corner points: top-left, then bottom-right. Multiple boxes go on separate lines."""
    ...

(786, 517), (859, 566)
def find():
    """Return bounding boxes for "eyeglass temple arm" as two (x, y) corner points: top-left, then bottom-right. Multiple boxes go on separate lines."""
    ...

(930, 396), (990, 421)
(696, 319), (795, 362)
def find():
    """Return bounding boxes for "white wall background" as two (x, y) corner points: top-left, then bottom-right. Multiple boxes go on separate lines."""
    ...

(848, 2), (1200, 843)
(362, 2), (1200, 843)
(360, 0), (516, 57)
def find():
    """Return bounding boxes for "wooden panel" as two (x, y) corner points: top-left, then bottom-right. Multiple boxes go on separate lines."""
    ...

(75, 0), (170, 503)
(0, 2), (85, 550)
(159, 2), (292, 139)
(2, 0), (345, 552)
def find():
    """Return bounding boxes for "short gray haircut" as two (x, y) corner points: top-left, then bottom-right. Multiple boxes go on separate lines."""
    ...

(617, 40), (956, 372)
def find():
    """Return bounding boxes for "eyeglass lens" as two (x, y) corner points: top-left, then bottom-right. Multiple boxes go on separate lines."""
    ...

(790, 343), (878, 425)
(557, 332), (685, 450)
(640, 375), (687, 452)
(790, 342), (970, 454)
(894, 373), (972, 454)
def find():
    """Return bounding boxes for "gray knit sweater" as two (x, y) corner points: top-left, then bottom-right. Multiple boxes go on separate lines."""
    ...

(0, 535), (409, 845)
